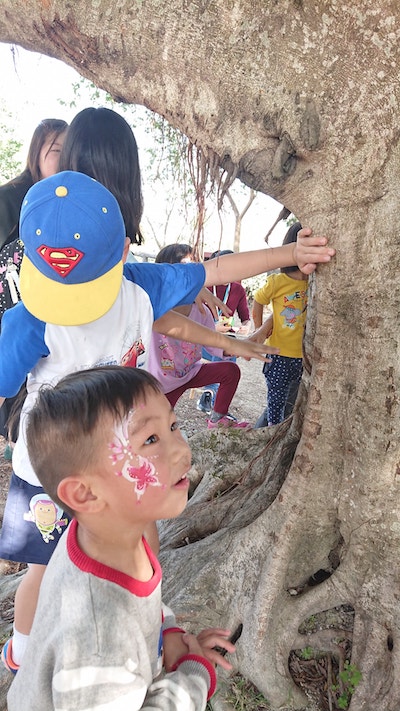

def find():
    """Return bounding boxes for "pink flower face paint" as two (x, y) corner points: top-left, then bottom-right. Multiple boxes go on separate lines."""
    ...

(120, 456), (161, 502)
(108, 416), (162, 502)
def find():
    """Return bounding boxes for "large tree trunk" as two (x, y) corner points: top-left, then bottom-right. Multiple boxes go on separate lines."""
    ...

(1, 2), (400, 708)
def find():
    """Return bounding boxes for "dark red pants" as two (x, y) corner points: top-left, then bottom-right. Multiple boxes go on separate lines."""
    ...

(165, 361), (240, 415)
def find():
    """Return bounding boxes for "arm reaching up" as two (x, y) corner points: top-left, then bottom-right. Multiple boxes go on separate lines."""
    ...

(203, 228), (335, 286)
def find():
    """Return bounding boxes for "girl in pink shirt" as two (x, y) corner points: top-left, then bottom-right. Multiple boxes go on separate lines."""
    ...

(147, 244), (250, 429)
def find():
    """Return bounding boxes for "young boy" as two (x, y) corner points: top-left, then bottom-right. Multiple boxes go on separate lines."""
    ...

(0, 171), (334, 670)
(7, 365), (236, 710)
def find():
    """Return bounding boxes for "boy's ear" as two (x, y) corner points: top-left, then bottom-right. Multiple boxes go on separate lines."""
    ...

(57, 477), (104, 514)
(123, 237), (131, 264)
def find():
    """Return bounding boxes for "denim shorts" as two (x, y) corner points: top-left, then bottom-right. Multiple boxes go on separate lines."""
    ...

(0, 472), (71, 565)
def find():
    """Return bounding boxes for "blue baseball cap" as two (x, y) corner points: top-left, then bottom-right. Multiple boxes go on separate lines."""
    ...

(19, 171), (126, 325)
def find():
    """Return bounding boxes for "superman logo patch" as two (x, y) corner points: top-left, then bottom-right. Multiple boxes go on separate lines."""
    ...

(36, 245), (84, 277)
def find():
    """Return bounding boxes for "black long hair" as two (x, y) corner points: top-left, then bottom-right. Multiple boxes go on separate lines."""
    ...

(59, 107), (144, 245)
(7, 118), (68, 187)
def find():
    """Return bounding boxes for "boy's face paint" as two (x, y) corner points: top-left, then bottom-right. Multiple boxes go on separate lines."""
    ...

(120, 456), (162, 502)
(105, 392), (191, 519)
(109, 414), (163, 502)
(108, 417), (133, 465)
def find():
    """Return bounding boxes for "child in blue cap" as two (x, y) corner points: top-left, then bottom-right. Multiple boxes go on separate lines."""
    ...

(0, 171), (335, 672)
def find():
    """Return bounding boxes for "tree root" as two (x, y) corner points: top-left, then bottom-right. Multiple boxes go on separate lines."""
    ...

(160, 420), (298, 548)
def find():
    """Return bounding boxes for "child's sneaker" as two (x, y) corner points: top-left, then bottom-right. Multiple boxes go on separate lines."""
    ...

(196, 390), (213, 414)
(1, 638), (19, 674)
(207, 413), (250, 430)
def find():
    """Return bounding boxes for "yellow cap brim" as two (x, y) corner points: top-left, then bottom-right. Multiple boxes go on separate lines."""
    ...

(20, 255), (123, 326)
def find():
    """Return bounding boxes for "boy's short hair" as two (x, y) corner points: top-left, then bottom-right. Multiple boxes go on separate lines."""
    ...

(26, 366), (161, 513)
(281, 222), (302, 274)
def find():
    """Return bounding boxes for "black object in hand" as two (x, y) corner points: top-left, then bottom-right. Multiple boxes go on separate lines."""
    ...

(214, 623), (243, 657)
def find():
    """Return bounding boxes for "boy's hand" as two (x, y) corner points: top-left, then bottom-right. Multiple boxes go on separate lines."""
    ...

(163, 628), (237, 672)
(196, 628), (237, 671)
(293, 227), (335, 275)
(163, 631), (190, 672)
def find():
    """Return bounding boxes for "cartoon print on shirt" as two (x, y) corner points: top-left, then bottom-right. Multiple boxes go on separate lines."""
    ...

(23, 493), (69, 543)
(121, 338), (145, 368)
(280, 288), (308, 329)
(159, 342), (175, 371)
(157, 336), (199, 378)
(108, 415), (163, 502)
(180, 341), (197, 365)
(280, 304), (303, 329)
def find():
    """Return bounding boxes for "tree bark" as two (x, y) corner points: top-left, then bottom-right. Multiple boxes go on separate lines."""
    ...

(1, 2), (400, 708)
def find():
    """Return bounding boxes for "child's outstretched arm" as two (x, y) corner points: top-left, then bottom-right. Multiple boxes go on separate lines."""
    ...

(203, 227), (335, 285)
(153, 310), (277, 363)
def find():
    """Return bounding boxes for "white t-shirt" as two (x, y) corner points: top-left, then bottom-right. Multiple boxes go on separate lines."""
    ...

(0, 261), (205, 485)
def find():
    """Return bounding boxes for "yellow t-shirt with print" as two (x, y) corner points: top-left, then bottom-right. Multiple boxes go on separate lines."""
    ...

(254, 272), (308, 358)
